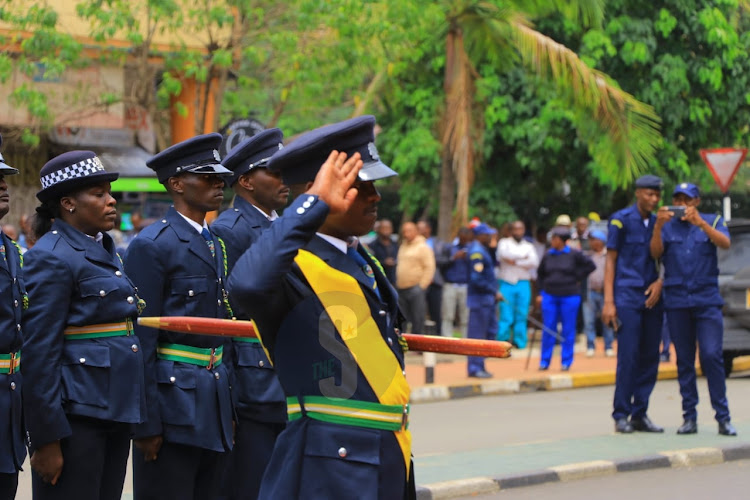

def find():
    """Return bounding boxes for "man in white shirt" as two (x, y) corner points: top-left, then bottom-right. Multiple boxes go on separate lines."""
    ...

(496, 221), (539, 349)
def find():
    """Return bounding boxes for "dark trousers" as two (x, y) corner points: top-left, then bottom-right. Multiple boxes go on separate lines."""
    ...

(426, 284), (443, 335)
(467, 303), (497, 375)
(223, 419), (285, 500)
(31, 416), (130, 500)
(0, 472), (18, 500)
(134, 441), (228, 500)
(398, 285), (427, 335)
(612, 306), (663, 421)
(667, 306), (730, 422)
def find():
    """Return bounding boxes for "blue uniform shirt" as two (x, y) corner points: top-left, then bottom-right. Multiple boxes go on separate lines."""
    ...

(607, 204), (660, 309)
(467, 241), (496, 308)
(442, 243), (471, 284)
(660, 213), (728, 309)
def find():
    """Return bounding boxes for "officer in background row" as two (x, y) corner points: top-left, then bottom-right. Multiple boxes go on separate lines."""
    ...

(23, 151), (146, 499)
(466, 223), (502, 379)
(603, 174), (664, 434)
(211, 129), (288, 499)
(125, 134), (235, 500)
(651, 183), (737, 436)
(0, 136), (25, 499)
(228, 116), (415, 499)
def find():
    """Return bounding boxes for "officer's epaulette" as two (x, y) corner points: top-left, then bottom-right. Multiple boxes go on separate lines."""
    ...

(139, 219), (170, 240)
(223, 209), (243, 228)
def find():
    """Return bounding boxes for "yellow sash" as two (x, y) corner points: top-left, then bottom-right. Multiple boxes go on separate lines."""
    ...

(293, 249), (412, 474)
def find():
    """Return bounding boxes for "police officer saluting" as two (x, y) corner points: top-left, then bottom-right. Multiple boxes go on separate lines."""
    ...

(650, 183), (736, 436)
(124, 134), (235, 499)
(0, 136), (26, 498)
(23, 151), (146, 499)
(228, 116), (415, 499)
(211, 129), (288, 499)
(603, 174), (664, 434)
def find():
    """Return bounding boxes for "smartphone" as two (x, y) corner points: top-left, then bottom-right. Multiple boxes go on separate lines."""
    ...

(664, 205), (686, 218)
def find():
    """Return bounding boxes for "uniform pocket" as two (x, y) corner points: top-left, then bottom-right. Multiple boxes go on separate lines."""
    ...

(61, 343), (111, 408)
(156, 360), (197, 426)
(78, 276), (121, 316)
(169, 276), (209, 316)
(236, 343), (272, 370)
(300, 421), (381, 499)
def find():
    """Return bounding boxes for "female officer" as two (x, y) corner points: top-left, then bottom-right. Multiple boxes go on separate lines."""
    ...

(22, 151), (147, 499)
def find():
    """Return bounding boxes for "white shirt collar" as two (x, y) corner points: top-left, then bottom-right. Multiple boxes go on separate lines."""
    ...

(177, 211), (208, 234)
(252, 204), (279, 222)
(316, 233), (351, 254)
(86, 232), (104, 244)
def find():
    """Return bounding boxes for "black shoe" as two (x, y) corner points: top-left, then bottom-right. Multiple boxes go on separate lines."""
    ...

(469, 370), (493, 379)
(615, 418), (633, 434)
(718, 421), (737, 436)
(677, 419), (697, 435)
(631, 415), (664, 433)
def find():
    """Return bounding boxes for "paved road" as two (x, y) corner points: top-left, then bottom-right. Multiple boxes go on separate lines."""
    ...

(15, 376), (750, 498)
(463, 459), (750, 499)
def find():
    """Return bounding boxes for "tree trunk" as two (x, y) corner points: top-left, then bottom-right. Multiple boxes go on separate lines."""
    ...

(437, 155), (456, 241)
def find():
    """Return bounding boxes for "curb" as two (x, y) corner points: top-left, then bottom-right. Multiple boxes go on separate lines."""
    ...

(415, 443), (750, 499)
(410, 355), (750, 403)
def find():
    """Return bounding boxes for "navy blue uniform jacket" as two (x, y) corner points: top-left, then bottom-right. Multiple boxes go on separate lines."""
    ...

(228, 194), (412, 500)
(22, 221), (146, 453)
(0, 233), (26, 472)
(211, 196), (286, 423)
(467, 241), (496, 308)
(124, 207), (233, 452)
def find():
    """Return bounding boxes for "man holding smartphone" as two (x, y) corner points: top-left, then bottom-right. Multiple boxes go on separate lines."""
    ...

(650, 183), (736, 436)
(603, 175), (664, 434)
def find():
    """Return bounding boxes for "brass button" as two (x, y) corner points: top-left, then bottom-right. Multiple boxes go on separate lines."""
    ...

(79, 358), (86, 364)
(127, 296), (135, 304)
(169, 376), (176, 384)
(131, 344), (139, 352)
(115, 271), (122, 277)
(338, 447), (347, 458)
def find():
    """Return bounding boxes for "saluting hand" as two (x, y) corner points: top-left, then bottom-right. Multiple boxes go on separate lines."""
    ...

(307, 151), (363, 215)
(134, 435), (164, 462)
(31, 440), (63, 485)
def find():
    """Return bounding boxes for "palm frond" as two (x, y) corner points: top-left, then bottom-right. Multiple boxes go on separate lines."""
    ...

(506, 0), (604, 27)
(511, 20), (662, 185)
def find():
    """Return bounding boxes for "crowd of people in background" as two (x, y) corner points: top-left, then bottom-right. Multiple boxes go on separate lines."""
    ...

(361, 211), (621, 375)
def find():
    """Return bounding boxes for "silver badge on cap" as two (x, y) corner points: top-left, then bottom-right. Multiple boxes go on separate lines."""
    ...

(278, 143), (284, 150)
(680, 183), (688, 188)
(213, 150), (221, 162)
(367, 142), (380, 161)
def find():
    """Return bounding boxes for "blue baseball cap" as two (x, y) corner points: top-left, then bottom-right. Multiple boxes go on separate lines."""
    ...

(589, 229), (607, 242)
(673, 182), (700, 199)
(472, 223), (497, 236)
(223, 128), (284, 186)
(147, 133), (233, 183)
(268, 115), (397, 185)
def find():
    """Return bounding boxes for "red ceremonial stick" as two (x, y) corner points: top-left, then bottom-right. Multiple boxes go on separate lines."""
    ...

(137, 316), (512, 358)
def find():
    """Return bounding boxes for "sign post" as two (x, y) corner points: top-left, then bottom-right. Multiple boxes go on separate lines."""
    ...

(699, 147), (748, 221)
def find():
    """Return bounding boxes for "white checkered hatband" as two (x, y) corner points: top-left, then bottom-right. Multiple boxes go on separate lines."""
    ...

(41, 156), (105, 189)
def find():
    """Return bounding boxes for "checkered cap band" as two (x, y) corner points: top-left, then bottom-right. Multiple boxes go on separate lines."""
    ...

(40, 156), (105, 189)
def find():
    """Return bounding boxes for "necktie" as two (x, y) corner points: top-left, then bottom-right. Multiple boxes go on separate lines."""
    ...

(201, 228), (215, 257)
(347, 246), (381, 300)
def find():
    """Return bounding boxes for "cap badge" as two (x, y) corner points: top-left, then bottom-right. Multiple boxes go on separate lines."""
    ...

(367, 142), (380, 161)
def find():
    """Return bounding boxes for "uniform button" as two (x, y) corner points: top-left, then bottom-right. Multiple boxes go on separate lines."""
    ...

(188, 290), (195, 297)
(302, 201), (311, 208)
(127, 296), (135, 304)
(10, 382), (16, 390)
(338, 447), (347, 458)
(402, 370), (406, 376)
(394, 328), (400, 335)
(52, 231), (58, 234)
(79, 358), (86, 364)
(162, 219), (167, 223)
(131, 344), (139, 352)
(234, 208), (239, 212)
(13, 300), (18, 307)
(388, 337), (393, 346)
(258, 360), (265, 367)
(217, 299), (222, 306)
(115, 271), (122, 277)
(214, 372), (221, 380)
(378, 310), (386, 316)
(307, 196), (315, 203)
(169, 376), (176, 384)
(16, 324), (20, 331)
(296, 207), (305, 215)
(99, 290), (106, 297)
